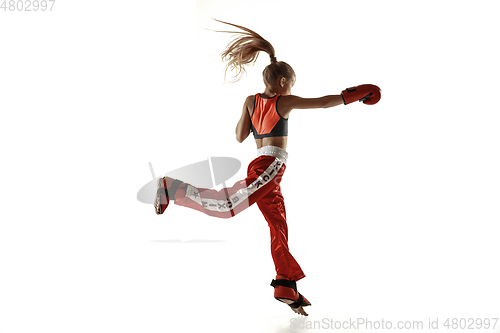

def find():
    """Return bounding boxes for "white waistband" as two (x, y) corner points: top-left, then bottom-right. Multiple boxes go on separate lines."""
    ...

(256, 145), (288, 165)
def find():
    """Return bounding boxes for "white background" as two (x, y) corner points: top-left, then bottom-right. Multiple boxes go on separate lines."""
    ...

(1, 0), (499, 332)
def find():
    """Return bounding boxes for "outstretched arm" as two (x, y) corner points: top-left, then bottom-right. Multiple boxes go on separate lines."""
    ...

(235, 95), (253, 143)
(278, 95), (344, 116)
(279, 84), (381, 117)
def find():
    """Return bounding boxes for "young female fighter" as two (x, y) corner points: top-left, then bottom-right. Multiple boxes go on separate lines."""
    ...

(154, 20), (381, 316)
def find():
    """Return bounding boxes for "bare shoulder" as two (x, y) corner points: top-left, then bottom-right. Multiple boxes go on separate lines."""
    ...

(277, 95), (313, 114)
(279, 94), (342, 113)
(244, 95), (255, 114)
(246, 94), (255, 104)
(278, 95), (299, 106)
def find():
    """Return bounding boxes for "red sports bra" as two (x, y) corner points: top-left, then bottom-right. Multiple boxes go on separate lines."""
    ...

(250, 94), (288, 139)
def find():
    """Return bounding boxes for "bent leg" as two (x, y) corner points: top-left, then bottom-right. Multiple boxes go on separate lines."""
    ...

(172, 156), (285, 219)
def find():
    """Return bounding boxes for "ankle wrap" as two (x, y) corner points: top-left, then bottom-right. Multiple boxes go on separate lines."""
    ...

(270, 279), (297, 292)
(168, 179), (183, 201)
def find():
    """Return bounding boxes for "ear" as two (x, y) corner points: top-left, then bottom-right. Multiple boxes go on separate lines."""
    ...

(279, 77), (286, 87)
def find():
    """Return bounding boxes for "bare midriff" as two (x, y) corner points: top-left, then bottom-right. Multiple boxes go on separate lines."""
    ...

(255, 136), (288, 150)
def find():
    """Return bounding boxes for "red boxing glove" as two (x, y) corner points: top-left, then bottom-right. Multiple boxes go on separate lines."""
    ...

(341, 84), (381, 105)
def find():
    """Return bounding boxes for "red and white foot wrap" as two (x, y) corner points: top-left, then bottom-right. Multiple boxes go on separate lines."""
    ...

(154, 177), (184, 215)
(271, 274), (311, 314)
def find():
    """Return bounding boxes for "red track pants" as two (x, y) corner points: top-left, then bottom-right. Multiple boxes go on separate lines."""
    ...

(169, 149), (305, 281)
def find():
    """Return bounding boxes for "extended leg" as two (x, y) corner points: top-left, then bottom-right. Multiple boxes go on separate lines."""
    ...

(161, 156), (286, 219)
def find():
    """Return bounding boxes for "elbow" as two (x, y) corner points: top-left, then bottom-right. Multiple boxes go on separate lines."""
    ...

(236, 129), (250, 143)
(236, 133), (245, 143)
(236, 123), (252, 142)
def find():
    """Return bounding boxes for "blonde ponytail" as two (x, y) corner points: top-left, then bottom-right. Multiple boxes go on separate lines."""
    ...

(214, 19), (296, 85)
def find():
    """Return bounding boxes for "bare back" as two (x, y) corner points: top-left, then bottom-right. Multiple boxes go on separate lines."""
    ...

(248, 94), (288, 150)
(255, 136), (288, 150)
(236, 92), (343, 148)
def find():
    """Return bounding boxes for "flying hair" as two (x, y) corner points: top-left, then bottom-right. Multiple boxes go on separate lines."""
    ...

(212, 19), (295, 85)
